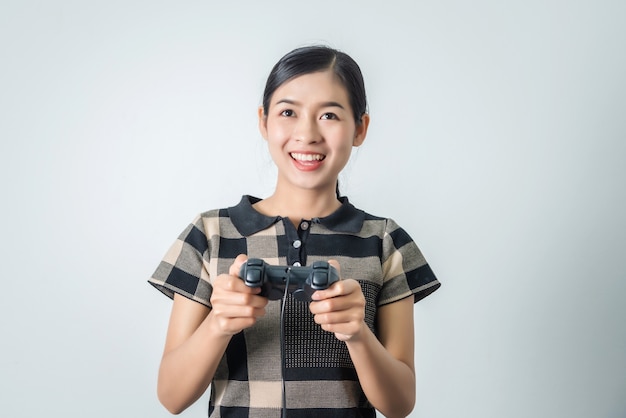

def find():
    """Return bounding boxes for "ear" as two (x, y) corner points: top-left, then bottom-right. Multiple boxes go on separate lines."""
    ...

(352, 113), (370, 147)
(258, 106), (268, 140)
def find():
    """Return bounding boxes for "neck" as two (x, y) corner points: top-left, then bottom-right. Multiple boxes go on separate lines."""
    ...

(254, 185), (342, 224)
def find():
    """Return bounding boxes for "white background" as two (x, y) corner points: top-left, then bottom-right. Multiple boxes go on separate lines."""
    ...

(1, 1), (625, 417)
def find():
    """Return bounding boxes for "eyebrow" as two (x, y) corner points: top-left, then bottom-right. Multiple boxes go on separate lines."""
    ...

(275, 98), (346, 109)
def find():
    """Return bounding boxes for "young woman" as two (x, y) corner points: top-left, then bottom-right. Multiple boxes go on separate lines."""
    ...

(149, 45), (440, 418)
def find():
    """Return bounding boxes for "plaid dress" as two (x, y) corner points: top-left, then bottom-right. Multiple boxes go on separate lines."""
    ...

(149, 195), (440, 417)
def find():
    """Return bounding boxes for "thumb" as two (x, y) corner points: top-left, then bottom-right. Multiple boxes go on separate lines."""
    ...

(327, 259), (341, 278)
(229, 254), (249, 276)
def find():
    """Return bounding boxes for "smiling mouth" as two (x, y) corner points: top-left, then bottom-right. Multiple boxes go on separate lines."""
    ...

(290, 152), (326, 162)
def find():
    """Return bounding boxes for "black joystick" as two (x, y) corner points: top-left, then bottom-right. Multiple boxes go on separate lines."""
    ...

(239, 258), (340, 301)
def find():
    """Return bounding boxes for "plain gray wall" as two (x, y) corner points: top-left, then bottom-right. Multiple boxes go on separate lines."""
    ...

(1, 1), (625, 417)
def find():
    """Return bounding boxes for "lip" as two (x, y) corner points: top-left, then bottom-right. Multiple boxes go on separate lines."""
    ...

(289, 151), (326, 171)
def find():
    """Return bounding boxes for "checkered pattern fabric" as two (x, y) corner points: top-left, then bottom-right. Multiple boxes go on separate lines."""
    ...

(149, 195), (440, 417)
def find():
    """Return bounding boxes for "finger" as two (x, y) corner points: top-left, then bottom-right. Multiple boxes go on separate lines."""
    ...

(309, 296), (354, 315)
(215, 290), (268, 308)
(310, 259), (344, 301)
(213, 302), (267, 319)
(311, 278), (354, 301)
(229, 254), (249, 276)
(213, 273), (261, 297)
(327, 259), (341, 276)
(310, 285), (340, 301)
(225, 255), (263, 295)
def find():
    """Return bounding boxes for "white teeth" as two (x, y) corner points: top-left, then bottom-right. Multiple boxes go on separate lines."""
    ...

(290, 153), (325, 161)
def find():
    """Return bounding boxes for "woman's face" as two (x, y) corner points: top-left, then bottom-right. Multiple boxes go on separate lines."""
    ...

(259, 70), (369, 195)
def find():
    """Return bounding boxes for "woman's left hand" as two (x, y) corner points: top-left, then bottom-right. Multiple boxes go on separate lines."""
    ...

(308, 260), (367, 342)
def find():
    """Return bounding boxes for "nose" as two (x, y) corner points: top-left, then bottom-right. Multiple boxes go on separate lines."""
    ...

(293, 116), (320, 144)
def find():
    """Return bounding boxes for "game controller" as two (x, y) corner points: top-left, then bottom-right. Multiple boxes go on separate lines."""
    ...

(239, 258), (340, 301)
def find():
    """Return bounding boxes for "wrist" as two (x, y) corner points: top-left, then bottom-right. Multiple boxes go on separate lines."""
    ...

(339, 320), (370, 344)
(204, 311), (239, 341)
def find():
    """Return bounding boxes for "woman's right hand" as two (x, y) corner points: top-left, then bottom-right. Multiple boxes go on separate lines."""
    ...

(158, 254), (267, 413)
(208, 254), (269, 336)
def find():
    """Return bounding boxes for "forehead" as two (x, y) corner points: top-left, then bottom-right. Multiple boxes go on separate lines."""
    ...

(270, 70), (350, 106)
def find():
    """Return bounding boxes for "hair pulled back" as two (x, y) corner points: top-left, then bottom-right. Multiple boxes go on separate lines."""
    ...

(262, 45), (368, 125)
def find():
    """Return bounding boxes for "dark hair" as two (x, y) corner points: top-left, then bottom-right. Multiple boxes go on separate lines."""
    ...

(262, 45), (368, 125)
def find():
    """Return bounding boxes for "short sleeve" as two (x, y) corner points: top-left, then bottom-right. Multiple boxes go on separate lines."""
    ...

(379, 218), (440, 305)
(148, 215), (213, 307)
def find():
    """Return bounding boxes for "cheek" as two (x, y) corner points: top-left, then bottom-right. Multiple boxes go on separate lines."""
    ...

(265, 132), (289, 154)
(266, 119), (293, 138)
(329, 127), (358, 149)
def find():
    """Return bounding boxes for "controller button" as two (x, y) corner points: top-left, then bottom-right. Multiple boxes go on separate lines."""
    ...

(292, 289), (307, 301)
(246, 270), (262, 285)
(311, 261), (326, 269)
(312, 271), (328, 287)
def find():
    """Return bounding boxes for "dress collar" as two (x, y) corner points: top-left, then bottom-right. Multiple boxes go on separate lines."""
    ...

(228, 195), (365, 236)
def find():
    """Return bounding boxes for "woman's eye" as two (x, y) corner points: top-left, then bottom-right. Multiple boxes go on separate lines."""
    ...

(280, 109), (294, 117)
(321, 113), (338, 120)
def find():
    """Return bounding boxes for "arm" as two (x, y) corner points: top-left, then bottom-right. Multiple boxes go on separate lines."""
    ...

(309, 264), (416, 418)
(347, 297), (416, 418)
(157, 255), (267, 414)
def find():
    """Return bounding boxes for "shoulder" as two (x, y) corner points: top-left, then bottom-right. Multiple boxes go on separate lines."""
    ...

(180, 198), (245, 242)
(347, 201), (409, 238)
